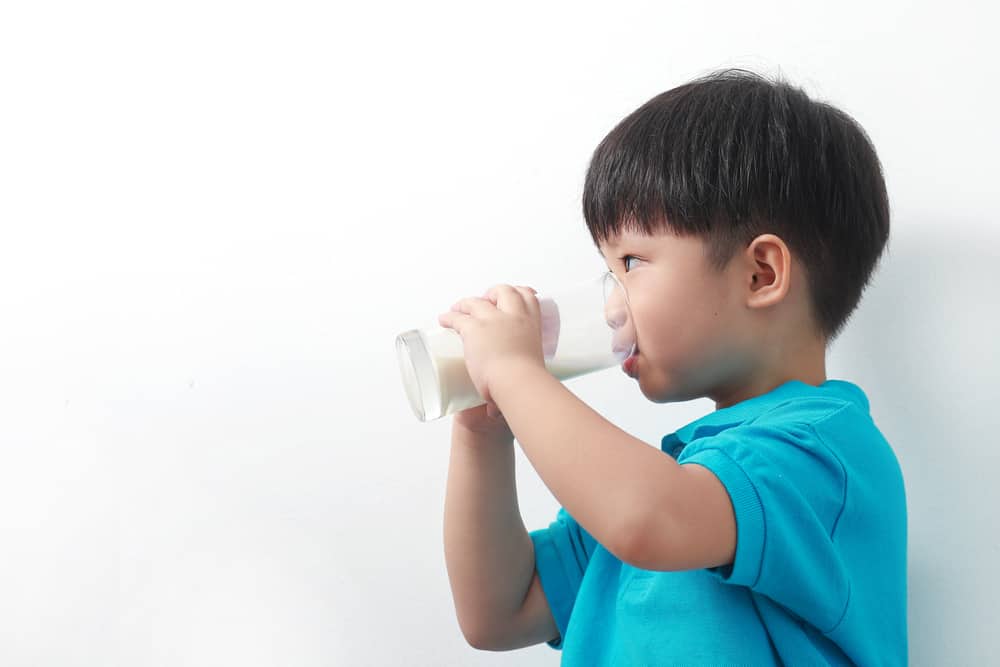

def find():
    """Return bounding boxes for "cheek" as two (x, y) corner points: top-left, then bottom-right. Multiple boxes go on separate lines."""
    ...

(641, 287), (725, 357)
(632, 289), (692, 354)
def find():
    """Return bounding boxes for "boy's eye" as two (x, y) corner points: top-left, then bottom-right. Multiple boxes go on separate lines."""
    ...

(621, 255), (639, 272)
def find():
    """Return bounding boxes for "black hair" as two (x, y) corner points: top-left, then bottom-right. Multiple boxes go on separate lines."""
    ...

(583, 68), (890, 342)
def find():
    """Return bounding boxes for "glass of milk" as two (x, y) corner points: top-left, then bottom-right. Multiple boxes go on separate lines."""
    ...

(395, 272), (636, 422)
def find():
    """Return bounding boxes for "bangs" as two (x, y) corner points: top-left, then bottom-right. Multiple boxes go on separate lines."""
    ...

(583, 69), (781, 265)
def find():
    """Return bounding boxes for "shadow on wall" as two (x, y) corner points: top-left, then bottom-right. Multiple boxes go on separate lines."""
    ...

(829, 221), (1000, 664)
(833, 221), (1000, 428)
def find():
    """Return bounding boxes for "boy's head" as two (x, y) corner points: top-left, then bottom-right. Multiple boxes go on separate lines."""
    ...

(592, 68), (889, 407)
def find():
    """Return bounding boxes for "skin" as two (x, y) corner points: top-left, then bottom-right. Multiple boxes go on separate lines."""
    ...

(598, 227), (828, 410)
(436, 227), (829, 573)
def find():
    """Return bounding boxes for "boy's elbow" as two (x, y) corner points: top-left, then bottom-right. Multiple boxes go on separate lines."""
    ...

(463, 629), (487, 651)
(457, 616), (500, 652)
(457, 607), (547, 652)
(456, 615), (486, 650)
(462, 628), (503, 652)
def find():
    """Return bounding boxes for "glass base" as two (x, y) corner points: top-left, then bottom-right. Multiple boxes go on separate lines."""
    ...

(396, 329), (440, 422)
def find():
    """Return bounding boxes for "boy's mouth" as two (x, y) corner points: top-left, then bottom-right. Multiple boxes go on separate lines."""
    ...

(623, 347), (639, 377)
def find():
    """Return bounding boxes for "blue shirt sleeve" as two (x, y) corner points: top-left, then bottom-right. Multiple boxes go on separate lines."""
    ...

(528, 507), (598, 649)
(676, 420), (852, 635)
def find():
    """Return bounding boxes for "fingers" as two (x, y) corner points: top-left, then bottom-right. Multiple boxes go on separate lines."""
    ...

(436, 310), (462, 330)
(437, 294), (499, 332)
(449, 296), (497, 317)
(485, 284), (540, 315)
(440, 285), (539, 331)
(484, 285), (537, 301)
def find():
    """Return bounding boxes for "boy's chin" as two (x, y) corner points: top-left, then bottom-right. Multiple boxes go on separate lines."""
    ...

(636, 372), (692, 404)
(639, 367), (722, 405)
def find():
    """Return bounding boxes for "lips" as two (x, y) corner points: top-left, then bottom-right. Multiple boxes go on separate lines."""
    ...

(622, 351), (639, 377)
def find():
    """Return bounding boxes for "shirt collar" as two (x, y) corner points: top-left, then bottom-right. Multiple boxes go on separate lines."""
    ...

(661, 378), (869, 454)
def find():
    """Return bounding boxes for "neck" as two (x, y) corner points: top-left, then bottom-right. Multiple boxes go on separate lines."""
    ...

(710, 333), (827, 410)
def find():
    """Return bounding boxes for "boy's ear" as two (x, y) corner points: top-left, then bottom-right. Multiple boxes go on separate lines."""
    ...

(744, 233), (791, 309)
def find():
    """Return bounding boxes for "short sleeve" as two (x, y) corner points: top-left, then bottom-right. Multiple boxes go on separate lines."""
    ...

(528, 507), (598, 650)
(676, 420), (852, 634)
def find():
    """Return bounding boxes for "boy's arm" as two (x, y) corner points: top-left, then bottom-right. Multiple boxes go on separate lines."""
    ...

(489, 361), (736, 572)
(443, 421), (559, 650)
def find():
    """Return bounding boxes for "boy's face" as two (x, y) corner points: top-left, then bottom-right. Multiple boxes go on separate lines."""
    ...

(599, 228), (757, 406)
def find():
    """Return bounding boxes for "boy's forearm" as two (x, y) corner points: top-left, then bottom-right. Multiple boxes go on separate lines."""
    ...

(489, 360), (681, 561)
(443, 424), (536, 641)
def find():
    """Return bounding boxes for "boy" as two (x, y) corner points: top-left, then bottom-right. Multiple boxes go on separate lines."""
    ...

(438, 68), (906, 665)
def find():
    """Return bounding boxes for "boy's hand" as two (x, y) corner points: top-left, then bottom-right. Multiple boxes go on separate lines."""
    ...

(452, 402), (514, 444)
(437, 284), (545, 410)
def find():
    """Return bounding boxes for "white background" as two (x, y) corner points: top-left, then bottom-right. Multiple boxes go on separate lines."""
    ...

(1, 1), (997, 665)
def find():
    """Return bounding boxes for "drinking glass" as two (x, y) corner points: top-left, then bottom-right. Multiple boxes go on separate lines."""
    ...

(395, 272), (635, 422)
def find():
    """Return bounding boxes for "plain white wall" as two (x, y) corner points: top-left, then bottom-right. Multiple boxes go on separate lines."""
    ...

(1, 0), (997, 664)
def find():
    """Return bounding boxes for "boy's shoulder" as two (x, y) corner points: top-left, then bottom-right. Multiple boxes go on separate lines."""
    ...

(677, 379), (870, 440)
(674, 379), (896, 486)
(745, 380), (879, 448)
(749, 386), (868, 429)
(669, 379), (877, 458)
(736, 380), (893, 465)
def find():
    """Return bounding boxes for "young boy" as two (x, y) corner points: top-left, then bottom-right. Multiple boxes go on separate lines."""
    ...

(438, 68), (906, 665)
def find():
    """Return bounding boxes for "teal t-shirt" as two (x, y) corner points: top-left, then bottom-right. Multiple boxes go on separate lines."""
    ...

(529, 379), (907, 665)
